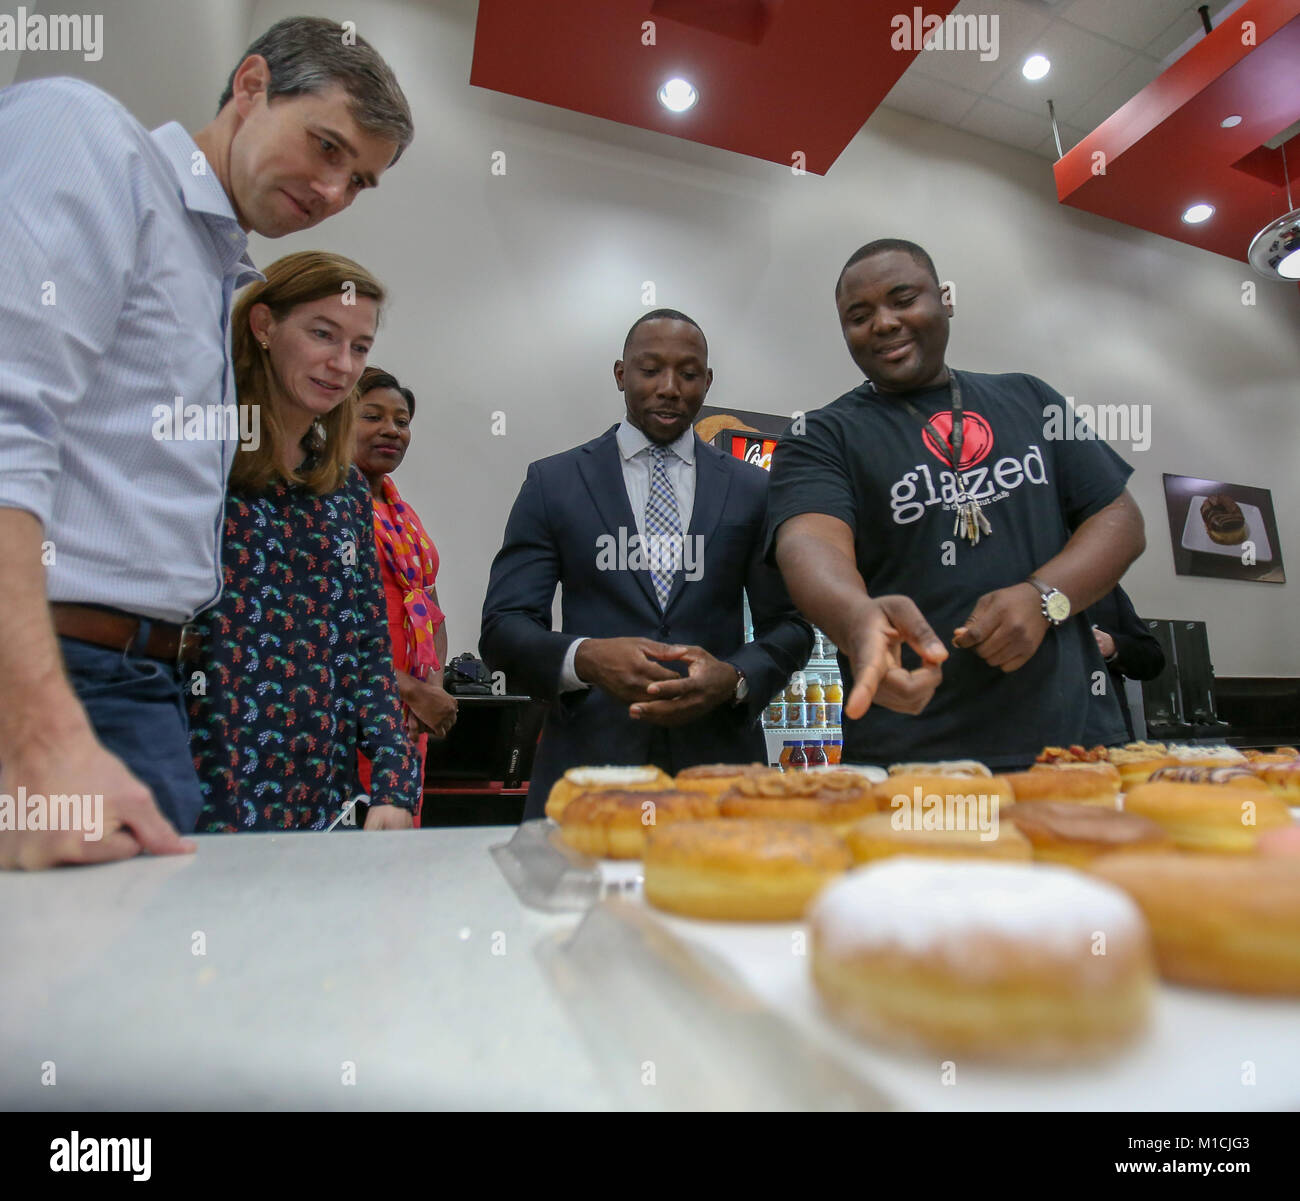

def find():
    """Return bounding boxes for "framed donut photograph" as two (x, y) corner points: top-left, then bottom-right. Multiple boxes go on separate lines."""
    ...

(1162, 474), (1286, 584)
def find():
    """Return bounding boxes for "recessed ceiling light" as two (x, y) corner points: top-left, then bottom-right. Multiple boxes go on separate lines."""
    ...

(1182, 203), (1215, 224)
(1220, 115), (1243, 128)
(1022, 55), (1050, 81)
(658, 78), (698, 113)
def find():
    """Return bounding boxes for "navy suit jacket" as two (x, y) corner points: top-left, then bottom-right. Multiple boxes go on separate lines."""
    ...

(481, 425), (813, 819)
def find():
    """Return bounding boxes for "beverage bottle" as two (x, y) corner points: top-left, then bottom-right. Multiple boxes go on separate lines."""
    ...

(783, 674), (806, 728)
(825, 676), (843, 727)
(778, 740), (796, 770)
(805, 675), (826, 728)
(827, 739), (843, 765)
(788, 742), (808, 771)
(805, 740), (828, 768)
(764, 693), (785, 727)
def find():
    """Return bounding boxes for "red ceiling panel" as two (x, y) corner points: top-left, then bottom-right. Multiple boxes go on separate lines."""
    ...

(470, 0), (961, 174)
(1054, 0), (1300, 266)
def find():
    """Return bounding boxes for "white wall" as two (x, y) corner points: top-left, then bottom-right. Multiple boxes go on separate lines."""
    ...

(17, 0), (1300, 675)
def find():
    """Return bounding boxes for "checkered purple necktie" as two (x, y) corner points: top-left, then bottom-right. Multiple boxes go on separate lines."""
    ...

(645, 445), (682, 609)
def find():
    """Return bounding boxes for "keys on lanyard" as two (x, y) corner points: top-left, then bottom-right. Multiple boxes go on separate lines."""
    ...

(903, 369), (991, 546)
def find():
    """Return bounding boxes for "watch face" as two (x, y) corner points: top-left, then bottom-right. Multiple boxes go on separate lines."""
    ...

(1045, 591), (1071, 623)
(735, 676), (749, 700)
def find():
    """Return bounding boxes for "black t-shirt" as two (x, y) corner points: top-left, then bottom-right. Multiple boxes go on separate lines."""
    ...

(764, 370), (1131, 768)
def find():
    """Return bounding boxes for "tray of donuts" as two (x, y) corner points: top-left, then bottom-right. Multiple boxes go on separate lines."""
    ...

(535, 756), (1300, 1108)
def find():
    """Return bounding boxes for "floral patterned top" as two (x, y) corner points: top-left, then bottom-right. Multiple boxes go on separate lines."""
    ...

(188, 464), (421, 831)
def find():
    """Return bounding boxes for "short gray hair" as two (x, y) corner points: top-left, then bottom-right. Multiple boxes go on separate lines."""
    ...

(218, 16), (413, 165)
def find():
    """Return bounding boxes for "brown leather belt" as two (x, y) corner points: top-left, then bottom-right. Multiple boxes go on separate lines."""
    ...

(52, 603), (201, 667)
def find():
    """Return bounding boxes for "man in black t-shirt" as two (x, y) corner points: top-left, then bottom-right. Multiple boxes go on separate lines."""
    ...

(765, 240), (1147, 769)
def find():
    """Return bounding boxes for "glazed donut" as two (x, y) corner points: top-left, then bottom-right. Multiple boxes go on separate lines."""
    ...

(557, 789), (719, 859)
(1123, 781), (1293, 852)
(872, 774), (1016, 822)
(1004, 767), (1120, 808)
(728, 768), (876, 799)
(643, 819), (851, 921)
(844, 812), (1031, 864)
(544, 765), (672, 821)
(810, 859), (1155, 1062)
(887, 760), (991, 778)
(1107, 748), (1179, 790)
(1002, 802), (1173, 868)
(1146, 765), (1265, 789)
(673, 763), (769, 796)
(1254, 763), (1300, 801)
(1090, 854), (1300, 995)
(1030, 761), (1123, 786)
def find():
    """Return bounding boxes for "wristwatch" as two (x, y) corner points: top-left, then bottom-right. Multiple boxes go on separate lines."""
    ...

(1027, 574), (1071, 626)
(732, 669), (749, 705)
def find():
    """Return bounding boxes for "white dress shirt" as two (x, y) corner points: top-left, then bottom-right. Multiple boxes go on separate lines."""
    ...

(558, 419), (697, 691)
(0, 77), (262, 623)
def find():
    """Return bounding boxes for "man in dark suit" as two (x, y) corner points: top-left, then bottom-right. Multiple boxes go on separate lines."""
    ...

(481, 309), (813, 820)
(1085, 584), (1166, 742)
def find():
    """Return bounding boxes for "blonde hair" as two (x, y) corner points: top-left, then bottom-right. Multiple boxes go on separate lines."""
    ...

(230, 250), (386, 495)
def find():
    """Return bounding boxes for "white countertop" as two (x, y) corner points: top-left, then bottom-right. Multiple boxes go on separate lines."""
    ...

(0, 829), (611, 1110)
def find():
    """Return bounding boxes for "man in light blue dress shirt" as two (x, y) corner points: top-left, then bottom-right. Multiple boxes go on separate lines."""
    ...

(0, 17), (414, 868)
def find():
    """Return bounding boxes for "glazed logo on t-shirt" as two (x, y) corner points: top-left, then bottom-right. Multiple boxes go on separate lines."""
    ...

(890, 411), (1049, 525)
(919, 409), (994, 471)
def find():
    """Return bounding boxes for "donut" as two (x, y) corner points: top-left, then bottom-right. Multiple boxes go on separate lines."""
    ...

(544, 765), (672, 821)
(1107, 748), (1178, 790)
(887, 760), (991, 778)
(1254, 763), (1300, 801)
(643, 819), (851, 921)
(1004, 767), (1120, 808)
(1201, 493), (1246, 545)
(873, 774), (1016, 822)
(844, 812), (1031, 864)
(1123, 781), (1293, 852)
(1002, 802), (1174, 867)
(1146, 765), (1266, 789)
(728, 768), (876, 798)
(1036, 744), (1111, 764)
(810, 859), (1155, 1062)
(557, 789), (719, 859)
(1090, 854), (1300, 995)
(673, 763), (769, 796)
(1241, 750), (1298, 766)
(718, 789), (878, 833)
(1164, 744), (1247, 768)
(1030, 761), (1123, 786)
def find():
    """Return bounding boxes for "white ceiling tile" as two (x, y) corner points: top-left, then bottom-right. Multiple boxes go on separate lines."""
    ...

(985, 19), (1133, 113)
(1056, 0), (1195, 50)
(959, 95), (1058, 150)
(881, 71), (982, 127)
(1068, 53), (1164, 132)
(1143, 0), (1249, 60)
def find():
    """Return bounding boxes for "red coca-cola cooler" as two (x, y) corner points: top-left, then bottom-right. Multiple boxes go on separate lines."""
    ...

(713, 429), (780, 472)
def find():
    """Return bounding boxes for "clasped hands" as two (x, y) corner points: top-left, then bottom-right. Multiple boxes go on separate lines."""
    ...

(844, 582), (1049, 720)
(575, 637), (738, 727)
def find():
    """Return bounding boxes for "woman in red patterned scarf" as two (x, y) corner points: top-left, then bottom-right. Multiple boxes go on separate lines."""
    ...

(353, 366), (456, 821)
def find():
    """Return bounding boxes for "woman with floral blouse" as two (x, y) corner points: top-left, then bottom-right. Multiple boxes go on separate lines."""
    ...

(187, 250), (420, 831)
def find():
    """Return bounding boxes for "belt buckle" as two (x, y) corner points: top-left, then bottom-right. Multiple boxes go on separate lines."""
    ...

(177, 623), (201, 670)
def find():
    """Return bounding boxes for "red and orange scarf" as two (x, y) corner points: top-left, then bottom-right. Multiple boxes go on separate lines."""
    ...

(373, 475), (443, 679)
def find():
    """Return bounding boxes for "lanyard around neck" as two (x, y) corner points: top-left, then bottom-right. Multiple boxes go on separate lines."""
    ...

(898, 369), (963, 473)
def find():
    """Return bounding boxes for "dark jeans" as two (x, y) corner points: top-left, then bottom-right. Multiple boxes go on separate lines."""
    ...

(59, 636), (204, 834)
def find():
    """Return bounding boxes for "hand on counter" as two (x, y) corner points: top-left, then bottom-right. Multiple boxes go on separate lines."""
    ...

(629, 646), (738, 726)
(0, 734), (195, 870)
(843, 595), (947, 720)
(363, 804), (414, 831)
(953, 582), (1048, 673)
(574, 636), (682, 703)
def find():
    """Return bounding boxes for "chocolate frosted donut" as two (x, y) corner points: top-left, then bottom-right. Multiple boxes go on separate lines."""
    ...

(1201, 493), (1246, 545)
